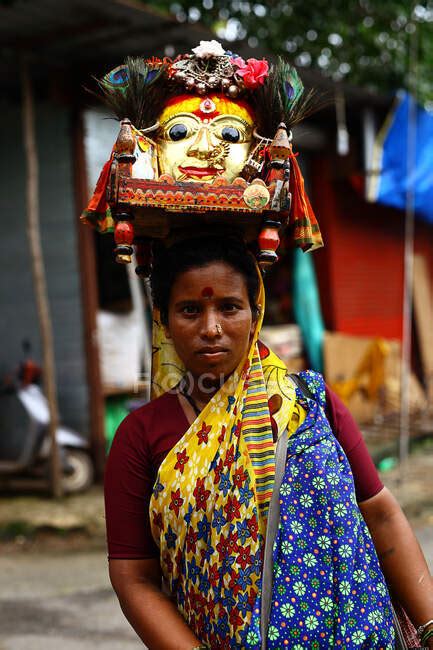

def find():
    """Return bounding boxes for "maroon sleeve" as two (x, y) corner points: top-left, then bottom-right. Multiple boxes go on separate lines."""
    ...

(325, 385), (383, 502)
(104, 408), (159, 560)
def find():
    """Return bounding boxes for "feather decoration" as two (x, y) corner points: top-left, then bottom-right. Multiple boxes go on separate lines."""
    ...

(251, 57), (317, 137)
(96, 57), (176, 129)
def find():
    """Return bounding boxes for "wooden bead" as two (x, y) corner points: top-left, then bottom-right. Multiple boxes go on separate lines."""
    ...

(258, 227), (280, 252)
(114, 220), (134, 246)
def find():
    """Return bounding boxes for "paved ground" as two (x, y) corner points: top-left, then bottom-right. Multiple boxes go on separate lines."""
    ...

(0, 443), (432, 649)
(0, 551), (142, 650)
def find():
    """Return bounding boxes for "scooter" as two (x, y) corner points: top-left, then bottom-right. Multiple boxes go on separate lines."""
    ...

(0, 343), (94, 493)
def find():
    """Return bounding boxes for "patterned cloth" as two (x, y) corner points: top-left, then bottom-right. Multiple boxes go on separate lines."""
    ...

(247, 371), (395, 649)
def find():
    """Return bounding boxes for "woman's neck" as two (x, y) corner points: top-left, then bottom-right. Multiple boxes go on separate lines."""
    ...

(180, 373), (221, 411)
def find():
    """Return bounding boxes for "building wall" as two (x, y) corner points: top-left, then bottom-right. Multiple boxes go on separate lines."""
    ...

(0, 99), (89, 435)
(312, 156), (432, 341)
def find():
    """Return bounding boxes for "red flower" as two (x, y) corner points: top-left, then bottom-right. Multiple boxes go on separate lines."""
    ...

(174, 449), (189, 474)
(152, 510), (163, 530)
(169, 488), (184, 517)
(233, 465), (247, 488)
(207, 594), (216, 616)
(228, 572), (242, 596)
(248, 587), (257, 608)
(209, 563), (220, 587)
(233, 419), (242, 438)
(237, 544), (253, 570)
(218, 425), (227, 444)
(229, 607), (244, 629)
(227, 529), (239, 554)
(224, 444), (236, 469)
(163, 552), (173, 573)
(216, 535), (228, 562)
(191, 591), (205, 616)
(185, 526), (198, 553)
(197, 421), (211, 445)
(224, 495), (241, 522)
(193, 477), (211, 512)
(247, 514), (259, 542)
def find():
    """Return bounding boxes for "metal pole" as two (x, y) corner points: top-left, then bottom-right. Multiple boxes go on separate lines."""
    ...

(399, 20), (418, 480)
(21, 57), (63, 498)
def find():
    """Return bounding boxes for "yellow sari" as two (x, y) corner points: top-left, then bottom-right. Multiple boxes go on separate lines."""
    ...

(149, 274), (305, 648)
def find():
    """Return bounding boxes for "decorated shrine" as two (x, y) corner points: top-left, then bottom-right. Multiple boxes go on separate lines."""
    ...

(81, 40), (323, 274)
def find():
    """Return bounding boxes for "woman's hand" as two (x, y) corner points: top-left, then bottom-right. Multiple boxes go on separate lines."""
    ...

(109, 558), (202, 650)
(359, 487), (433, 636)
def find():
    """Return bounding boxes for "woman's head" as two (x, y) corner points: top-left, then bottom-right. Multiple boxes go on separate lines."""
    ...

(151, 236), (260, 383)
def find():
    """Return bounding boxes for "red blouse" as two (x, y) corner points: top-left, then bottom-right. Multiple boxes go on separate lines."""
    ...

(104, 387), (383, 560)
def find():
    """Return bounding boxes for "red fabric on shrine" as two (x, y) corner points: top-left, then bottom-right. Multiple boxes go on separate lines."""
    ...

(104, 387), (383, 560)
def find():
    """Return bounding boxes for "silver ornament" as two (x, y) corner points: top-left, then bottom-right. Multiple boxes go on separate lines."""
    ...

(196, 82), (207, 95)
(174, 70), (186, 82)
(227, 84), (239, 98)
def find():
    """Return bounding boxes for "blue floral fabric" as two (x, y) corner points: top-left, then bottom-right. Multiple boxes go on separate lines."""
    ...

(247, 370), (395, 649)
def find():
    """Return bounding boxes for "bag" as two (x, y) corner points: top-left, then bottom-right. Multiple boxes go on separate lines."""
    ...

(393, 602), (425, 649)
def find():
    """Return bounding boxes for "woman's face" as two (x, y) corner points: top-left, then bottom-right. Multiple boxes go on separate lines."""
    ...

(165, 261), (256, 385)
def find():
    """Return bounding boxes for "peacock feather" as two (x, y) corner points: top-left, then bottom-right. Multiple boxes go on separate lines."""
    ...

(96, 57), (176, 129)
(251, 57), (317, 137)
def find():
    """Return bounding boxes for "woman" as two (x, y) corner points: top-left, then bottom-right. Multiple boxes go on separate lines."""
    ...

(105, 235), (433, 649)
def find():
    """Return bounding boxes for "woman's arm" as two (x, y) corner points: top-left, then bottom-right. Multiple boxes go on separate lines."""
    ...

(109, 558), (202, 650)
(359, 486), (433, 647)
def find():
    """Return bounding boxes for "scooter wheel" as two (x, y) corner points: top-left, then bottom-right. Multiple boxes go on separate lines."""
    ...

(62, 449), (94, 493)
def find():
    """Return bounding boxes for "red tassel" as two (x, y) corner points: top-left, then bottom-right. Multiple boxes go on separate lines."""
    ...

(80, 150), (115, 230)
(289, 154), (323, 251)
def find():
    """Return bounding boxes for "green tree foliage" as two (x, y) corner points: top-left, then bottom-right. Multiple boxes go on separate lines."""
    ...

(151, 0), (433, 105)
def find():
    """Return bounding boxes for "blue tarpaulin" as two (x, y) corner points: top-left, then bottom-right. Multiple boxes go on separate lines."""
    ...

(368, 92), (433, 224)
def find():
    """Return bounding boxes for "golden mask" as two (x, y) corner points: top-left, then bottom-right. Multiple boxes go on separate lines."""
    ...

(157, 95), (254, 183)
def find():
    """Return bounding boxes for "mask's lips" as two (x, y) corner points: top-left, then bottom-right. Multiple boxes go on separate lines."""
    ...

(178, 165), (224, 179)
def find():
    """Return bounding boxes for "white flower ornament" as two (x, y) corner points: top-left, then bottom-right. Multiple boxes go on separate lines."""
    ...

(192, 40), (226, 59)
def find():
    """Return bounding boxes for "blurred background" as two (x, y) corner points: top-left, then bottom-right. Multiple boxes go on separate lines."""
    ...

(0, 1), (432, 648)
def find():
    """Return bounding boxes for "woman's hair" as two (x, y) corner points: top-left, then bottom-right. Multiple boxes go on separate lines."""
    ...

(151, 235), (260, 325)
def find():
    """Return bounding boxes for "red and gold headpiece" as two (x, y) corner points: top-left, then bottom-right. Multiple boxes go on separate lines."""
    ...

(81, 40), (323, 272)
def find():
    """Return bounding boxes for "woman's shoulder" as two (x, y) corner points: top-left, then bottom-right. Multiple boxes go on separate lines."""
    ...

(126, 390), (179, 421)
(115, 391), (180, 445)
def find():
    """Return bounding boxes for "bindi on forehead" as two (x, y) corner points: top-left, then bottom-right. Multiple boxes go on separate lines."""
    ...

(201, 286), (214, 298)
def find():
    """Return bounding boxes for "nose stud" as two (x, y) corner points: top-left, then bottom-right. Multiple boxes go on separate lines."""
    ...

(216, 323), (223, 335)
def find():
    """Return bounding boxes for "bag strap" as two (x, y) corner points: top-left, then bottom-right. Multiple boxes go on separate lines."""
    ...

(288, 372), (315, 401)
(260, 428), (287, 650)
(261, 374), (309, 648)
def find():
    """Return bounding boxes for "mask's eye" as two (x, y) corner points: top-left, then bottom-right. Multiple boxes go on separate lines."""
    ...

(221, 126), (241, 143)
(168, 123), (188, 141)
